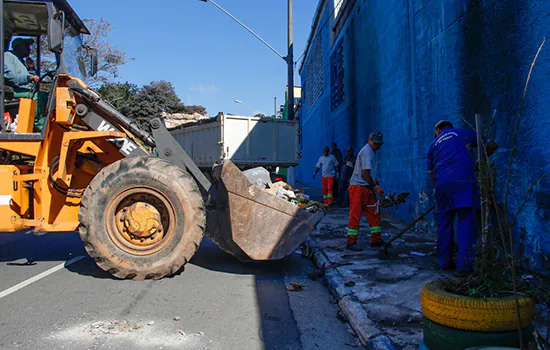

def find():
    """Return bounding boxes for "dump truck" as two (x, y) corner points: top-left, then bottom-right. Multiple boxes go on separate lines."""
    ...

(169, 112), (299, 171)
(0, 0), (324, 280)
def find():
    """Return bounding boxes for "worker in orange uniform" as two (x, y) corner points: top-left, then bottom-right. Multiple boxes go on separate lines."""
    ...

(313, 145), (339, 205)
(346, 132), (385, 250)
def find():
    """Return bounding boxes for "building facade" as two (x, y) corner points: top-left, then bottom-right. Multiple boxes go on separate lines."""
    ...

(297, 0), (550, 273)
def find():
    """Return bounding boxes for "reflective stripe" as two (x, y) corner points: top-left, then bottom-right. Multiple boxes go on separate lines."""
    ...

(347, 228), (359, 236)
(370, 226), (381, 233)
(326, 194), (333, 198)
(323, 195), (328, 198)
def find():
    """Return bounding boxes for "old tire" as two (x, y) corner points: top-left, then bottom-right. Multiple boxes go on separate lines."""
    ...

(423, 317), (533, 350)
(78, 156), (205, 280)
(421, 279), (536, 332)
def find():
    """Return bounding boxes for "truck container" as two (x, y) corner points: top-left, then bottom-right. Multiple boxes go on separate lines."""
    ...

(169, 113), (299, 170)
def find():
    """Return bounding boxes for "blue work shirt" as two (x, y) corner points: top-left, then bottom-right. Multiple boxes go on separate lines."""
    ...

(4, 50), (32, 88)
(427, 127), (480, 212)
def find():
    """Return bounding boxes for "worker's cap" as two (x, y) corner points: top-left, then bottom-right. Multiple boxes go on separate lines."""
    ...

(435, 120), (454, 129)
(11, 38), (34, 49)
(323, 145), (329, 151)
(347, 146), (354, 152)
(369, 131), (384, 145)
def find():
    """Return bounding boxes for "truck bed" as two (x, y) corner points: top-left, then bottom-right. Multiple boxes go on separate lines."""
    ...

(169, 113), (299, 169)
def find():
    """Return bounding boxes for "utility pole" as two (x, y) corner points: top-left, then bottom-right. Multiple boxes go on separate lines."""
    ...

(287, 0), (295, 121)
(274, 97), (277, 118)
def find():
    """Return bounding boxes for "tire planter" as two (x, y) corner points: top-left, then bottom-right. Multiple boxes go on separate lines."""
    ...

(421, 279), (536, 332)
(423, 317), (532, 350)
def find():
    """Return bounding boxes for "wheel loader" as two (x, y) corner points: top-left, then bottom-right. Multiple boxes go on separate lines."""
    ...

(0, 0), (324, 280)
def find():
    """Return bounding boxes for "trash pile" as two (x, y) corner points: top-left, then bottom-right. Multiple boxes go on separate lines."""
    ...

(162, 112), (211, 129)
(243, 167), (327, 214)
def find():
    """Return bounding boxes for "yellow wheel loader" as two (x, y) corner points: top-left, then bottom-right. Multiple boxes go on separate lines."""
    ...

(0, 0), (323, 280)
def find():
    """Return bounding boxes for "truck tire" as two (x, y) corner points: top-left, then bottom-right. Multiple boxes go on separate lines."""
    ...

(78, 156), (205, 280)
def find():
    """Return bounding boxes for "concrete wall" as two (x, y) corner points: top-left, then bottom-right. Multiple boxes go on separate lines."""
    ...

(298, 0), (550, 272)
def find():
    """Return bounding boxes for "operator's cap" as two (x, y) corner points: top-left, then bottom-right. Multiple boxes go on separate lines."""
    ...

(323, 145), (329, 151)
(369, 131), (384, 145)
(435, 120), (454, 129)
(11, 38), (34, 49)
(347, 146), (354, 152)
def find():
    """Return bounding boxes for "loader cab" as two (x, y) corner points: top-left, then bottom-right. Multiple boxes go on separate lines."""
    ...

(1, 0), (94, 138)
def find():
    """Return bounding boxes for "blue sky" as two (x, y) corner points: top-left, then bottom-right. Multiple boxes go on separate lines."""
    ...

(70, 0), (318, 117)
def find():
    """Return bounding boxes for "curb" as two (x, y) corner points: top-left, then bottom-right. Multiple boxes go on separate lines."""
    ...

(305, 238), (397, 350)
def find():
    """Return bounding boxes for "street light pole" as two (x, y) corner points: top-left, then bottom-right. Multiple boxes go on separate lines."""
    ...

(199, 0), (285, 61)
(200, 0), (294, 120)
(234, 99), (259, 114)
(287, 0), (294, 121)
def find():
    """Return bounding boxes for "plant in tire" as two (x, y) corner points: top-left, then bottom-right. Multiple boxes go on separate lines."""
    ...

(421, 43), (550, 349)
(79, 156), (205, 280)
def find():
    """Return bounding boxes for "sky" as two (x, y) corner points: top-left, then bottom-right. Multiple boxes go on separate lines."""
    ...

(69, 0), (319, 117)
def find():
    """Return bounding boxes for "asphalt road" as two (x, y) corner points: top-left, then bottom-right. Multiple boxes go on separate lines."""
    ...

(0, 231), (360, 350)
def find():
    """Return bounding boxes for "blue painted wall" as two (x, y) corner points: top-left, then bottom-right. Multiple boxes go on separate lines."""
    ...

(298, 0), (550, 273)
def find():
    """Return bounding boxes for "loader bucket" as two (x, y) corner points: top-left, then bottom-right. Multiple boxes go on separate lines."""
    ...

(207, 160), (325, 261)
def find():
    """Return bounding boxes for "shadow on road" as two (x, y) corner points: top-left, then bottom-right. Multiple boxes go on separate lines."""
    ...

(0, 231), (311, 349)
(192, 238), (305, 350)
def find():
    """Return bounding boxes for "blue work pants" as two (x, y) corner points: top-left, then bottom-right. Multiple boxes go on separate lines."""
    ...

(437, 206), (477, 272)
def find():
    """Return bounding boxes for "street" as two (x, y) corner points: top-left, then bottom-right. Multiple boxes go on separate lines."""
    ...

(0, 231), (360, 350)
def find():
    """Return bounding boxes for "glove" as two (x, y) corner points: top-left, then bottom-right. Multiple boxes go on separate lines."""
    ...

(312, 173), (316, 179)
(375, 186), (384, 196)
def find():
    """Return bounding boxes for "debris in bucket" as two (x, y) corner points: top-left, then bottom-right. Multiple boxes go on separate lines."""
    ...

(286, 282), (305, 292)
(259, 178), (327, 213)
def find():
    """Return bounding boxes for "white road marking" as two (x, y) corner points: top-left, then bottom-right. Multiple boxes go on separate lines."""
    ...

(0, 256), (85, 300)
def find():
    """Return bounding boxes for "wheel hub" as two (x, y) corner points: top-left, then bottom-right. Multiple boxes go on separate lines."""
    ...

(109, 189), (173, 252)
(122, 202), (162, 238)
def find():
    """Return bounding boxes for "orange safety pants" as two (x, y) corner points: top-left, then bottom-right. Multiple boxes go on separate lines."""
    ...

(347, 185), (382, 245)
(321, 176), (335, 205)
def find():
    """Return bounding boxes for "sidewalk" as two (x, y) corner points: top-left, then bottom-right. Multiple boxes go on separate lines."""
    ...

(300, 184), (451, 349)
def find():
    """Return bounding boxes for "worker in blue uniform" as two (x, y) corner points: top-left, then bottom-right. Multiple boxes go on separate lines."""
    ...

(427, 120), (481, 272)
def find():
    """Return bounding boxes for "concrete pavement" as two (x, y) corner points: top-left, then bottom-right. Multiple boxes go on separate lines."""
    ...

(0, 231), (361, 350)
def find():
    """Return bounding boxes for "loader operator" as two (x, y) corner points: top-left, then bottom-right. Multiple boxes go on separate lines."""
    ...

(313, 145), (339, 206)
(346, 132), (385, 251)
(3, 37), (47, 130)
(427, 120), (481, 273)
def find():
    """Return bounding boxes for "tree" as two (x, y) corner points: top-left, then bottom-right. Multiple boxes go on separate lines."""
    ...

(185, 105), (208, 115)
(97, 82), (138, 111)
(254, 113), (266, 118)
(82, 19), (130, 86)
(123, 81), (187, 123)
(98, 80), (208, 123)
(36, 18), (128, 87)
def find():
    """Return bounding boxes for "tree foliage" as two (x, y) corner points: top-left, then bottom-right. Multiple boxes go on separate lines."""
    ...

(82, 19), (130, 86)
(99, 80), (207, 123)
(36, 18), (128, 87)
(97, 82), (138, 111)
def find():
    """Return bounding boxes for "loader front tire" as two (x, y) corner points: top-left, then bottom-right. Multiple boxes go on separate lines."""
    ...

(79, 156), (205, 280)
